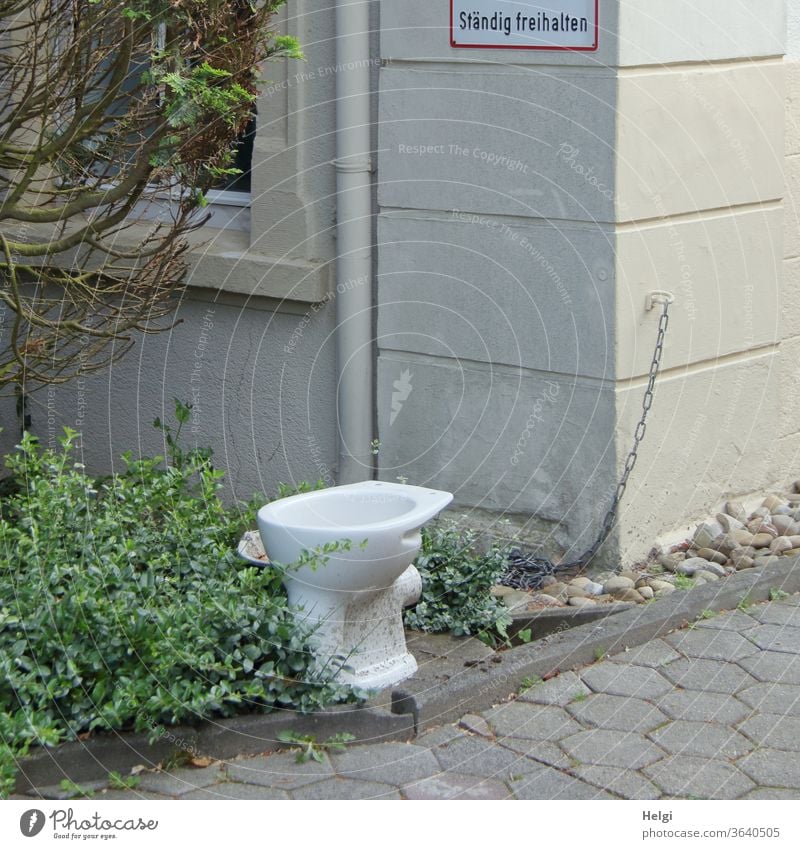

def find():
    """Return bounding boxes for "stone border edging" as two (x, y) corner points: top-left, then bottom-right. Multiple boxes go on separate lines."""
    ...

(14, 703), (414, 795)
(389, 556), (800, 731)
(508, 601), (635, 638)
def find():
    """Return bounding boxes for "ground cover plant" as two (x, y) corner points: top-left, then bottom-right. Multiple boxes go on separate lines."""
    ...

(405, 522), (513, 644)
(0, 415), (355, 797)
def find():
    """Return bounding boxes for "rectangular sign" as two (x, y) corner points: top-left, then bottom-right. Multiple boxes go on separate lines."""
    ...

(450, 1), (599, 51)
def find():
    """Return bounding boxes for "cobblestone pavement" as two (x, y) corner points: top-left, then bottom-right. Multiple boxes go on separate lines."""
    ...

(26, 594), (800, 800)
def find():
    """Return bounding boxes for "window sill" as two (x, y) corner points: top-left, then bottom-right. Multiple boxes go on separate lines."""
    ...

(8, 213), (331, 307)
(184, 224), (331, 303)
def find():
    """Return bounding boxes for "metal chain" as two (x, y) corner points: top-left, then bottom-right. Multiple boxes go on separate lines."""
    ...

(572, 294), (672, 568)
(501, 294), (672, 589)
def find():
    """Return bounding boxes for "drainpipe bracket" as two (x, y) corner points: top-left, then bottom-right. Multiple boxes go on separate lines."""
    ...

(334, 155), (373, 174)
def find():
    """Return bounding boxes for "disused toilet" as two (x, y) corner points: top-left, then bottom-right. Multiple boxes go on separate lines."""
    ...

(246, 480), (453, 690)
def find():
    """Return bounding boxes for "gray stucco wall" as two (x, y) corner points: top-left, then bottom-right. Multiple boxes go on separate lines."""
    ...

(375, 2), (620, 559)
(1, 0), (382, 504)
(9, 293), (338, 504)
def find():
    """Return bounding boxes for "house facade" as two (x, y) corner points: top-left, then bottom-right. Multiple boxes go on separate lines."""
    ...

(4, 1), (799, 567)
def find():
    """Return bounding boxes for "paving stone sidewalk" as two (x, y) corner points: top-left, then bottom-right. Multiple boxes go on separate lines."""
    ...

(25, 594), (800, 801)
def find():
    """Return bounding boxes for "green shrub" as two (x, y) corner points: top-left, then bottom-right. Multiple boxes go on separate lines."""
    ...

(0, 426), (354, 797)
(404, 522), (512, 640)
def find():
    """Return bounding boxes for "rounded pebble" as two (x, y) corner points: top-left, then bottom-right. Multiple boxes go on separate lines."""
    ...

(676, 557), (710, 576)
(694, 569), (720, 582)
(763, 495), (786, 512)
(724, 500), (748, 522)
(696, 548), (728, 565)
(603, 576), (635, 593)
(716, 512), (745, 532)
(568, 596), (596, 608)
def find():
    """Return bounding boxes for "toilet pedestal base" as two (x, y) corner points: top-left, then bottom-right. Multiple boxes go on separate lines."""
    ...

(237, 525), (431, 693)
(305, 565), (422, 692)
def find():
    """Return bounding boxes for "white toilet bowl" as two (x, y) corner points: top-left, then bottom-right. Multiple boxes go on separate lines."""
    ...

(254, 481), (453, 690)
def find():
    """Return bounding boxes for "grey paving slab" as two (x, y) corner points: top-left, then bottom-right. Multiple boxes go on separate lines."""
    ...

(647, 721), (754, 759)
(660, 658), (757, 694)
(580, 662), (673, 699)
(737, 714), (800, 752)
(481, 702), (581, 742)
(737, 683), (800, 716)
(458, 713), (493, 738)
(291, 778), (400, 800)
(745, 624), (800, 654)
(664, 628), (760, 661)
(566, 694), (668, 733)
(737, 651), (800, 684)
(508, 765), (618, 800)
(749, 601), (800, 626)
(517, 671), (590, 707)
(92, 790), (173, 801)
(691, 610), (759, 632)
(402, 773), (511, 800)
(643, 756), (755, 800)
(136, 766), (225, 797)
(331, 742), (440, 784)
(28, 779), (110, 800)
(573, 765), (662, 800)
(560, 729), (665, 770)
(607, 639), (681, 668)
(224, 751), (334, 790)
(738, 749), (800, 790)
(496, 738), (574, 770)
(657, 691), (752, 725)
(741, 788), (800, 800)
(182, 782), (290, 800)
(433, 735), (528, 779)
(414, 725), (466, 748)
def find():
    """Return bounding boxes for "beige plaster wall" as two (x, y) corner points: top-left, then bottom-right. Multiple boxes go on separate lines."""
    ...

(779, 55), (800, 459)
(612, 14), (787, 562)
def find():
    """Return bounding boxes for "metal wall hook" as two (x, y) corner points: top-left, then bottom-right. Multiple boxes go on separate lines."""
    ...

(646, 290), (675, 311)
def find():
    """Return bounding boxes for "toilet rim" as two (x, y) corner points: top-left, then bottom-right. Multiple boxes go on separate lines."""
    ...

(257, 480), (454, 535)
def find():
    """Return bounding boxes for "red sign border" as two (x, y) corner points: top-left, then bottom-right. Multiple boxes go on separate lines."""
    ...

(450, 0), (599, 52)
